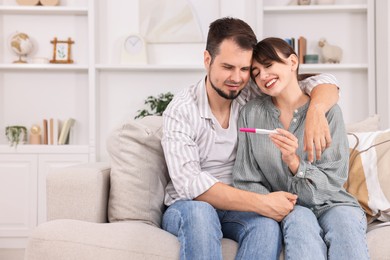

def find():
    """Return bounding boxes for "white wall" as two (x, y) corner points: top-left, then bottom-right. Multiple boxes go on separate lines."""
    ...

(375, 1), (390, 129)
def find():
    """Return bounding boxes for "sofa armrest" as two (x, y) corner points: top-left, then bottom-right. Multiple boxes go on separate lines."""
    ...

(47, 162), (111, 223)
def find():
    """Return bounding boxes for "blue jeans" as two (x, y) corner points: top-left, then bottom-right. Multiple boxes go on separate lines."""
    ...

(281, 205), (369, 260)
(162, 200), (282, 260)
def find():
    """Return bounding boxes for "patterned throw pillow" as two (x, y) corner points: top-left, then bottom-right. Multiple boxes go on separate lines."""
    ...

(345, 130), (390, 223)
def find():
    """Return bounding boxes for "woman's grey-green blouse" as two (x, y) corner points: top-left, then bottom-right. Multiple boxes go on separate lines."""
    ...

(232, 96), (360, 217)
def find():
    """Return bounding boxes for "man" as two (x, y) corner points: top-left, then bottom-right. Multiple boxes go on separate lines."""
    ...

(161, 17), (339, 259)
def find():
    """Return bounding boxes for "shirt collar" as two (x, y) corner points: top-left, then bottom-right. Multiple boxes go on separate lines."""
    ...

(196, 77), (213, 120)
(264, 96), (310, 117)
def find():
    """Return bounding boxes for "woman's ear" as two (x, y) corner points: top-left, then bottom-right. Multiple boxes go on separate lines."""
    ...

(289, 54), (299, 71)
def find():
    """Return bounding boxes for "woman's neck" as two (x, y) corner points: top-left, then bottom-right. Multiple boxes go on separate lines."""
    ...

(272, 82), (309, 129)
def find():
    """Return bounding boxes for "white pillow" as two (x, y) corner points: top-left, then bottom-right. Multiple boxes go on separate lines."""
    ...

(106, 116), (169, 227)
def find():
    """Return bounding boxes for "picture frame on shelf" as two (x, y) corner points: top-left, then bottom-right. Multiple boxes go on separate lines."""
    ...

(50, 37), (74, 64)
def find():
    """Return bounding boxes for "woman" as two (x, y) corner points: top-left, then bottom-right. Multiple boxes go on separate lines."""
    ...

(233, 37), (369, 260)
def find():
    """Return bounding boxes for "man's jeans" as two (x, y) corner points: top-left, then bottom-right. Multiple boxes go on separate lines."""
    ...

(162, 200), (282, 260)
(281, 205), (370, 260)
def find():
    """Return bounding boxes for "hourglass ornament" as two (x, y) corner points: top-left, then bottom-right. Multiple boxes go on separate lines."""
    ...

(29, 124), (42, 144)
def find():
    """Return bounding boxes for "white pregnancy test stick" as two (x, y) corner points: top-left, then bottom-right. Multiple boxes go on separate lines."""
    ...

(240, 128), (278, 134)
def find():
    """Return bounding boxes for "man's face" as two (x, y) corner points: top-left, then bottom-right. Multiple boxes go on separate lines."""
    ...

(204, 39), (253, 100)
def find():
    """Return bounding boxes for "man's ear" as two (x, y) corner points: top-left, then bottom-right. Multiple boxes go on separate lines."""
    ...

(204, 50), (211, 69)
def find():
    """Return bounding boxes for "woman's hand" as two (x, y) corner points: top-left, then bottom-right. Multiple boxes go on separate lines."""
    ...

(269, 129), (300, 174)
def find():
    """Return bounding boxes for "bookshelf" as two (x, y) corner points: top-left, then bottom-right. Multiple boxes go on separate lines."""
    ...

(259, 0), (376, 126)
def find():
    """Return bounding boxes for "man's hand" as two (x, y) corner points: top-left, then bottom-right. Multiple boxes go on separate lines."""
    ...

(304, 103), (332, 162)
(257, 192), (297, 222)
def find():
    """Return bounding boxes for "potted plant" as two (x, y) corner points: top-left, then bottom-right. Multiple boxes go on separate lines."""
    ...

(5, 125), (27, 147)
(135, 92), (174, 119)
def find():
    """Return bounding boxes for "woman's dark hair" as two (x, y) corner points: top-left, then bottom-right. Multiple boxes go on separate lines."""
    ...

(251, 37), (299, 81)
(206, 17), (257, 63)
(251, 37), (318, 81)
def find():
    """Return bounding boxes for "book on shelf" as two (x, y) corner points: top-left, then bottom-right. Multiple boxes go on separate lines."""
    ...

(43, 119), (48, 145)
(298, 36), (307, 64)
(58, 118), (76, 145)
(49, 118), (60, 145)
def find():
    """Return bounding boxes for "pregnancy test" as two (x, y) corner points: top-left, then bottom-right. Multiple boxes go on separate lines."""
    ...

(240, 128), (278, 135)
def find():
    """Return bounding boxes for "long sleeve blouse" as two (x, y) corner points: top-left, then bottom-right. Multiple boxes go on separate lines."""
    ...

(233, 96), (360, 217)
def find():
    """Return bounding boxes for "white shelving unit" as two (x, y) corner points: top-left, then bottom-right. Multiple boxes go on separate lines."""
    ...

(0, 0), (383, 248)
(258, 0), (376, 125)
(0, 0), (91, 248)
(0, 0), (91, 150)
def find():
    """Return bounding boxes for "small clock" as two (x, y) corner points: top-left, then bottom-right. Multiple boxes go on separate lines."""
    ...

(121, 34), (147, 64)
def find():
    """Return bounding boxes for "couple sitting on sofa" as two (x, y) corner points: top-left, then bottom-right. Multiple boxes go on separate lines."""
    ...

(160, 17), (368, 260)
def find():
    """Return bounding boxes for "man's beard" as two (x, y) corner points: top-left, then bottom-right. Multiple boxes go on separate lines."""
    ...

(210, 78), (242, 100)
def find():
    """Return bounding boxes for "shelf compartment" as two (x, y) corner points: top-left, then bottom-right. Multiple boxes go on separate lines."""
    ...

(263, 5), (367, 13)
(0, 64), (88, 71)
(0, 145), (89, 154)
(0, 5), (88, 15)
(96, 64), (205, 72)
(300, 63), (368, 71)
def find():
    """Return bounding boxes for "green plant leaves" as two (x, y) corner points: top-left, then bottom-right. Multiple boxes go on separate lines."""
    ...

(135, 92), (174, 119)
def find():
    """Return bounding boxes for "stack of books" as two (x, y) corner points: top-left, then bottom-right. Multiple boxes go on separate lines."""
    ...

(285, 36), (307, 64)
(42, 118), (75, 145)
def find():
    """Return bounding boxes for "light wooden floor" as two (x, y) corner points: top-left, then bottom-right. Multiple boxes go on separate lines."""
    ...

(0, 249), (25, 260)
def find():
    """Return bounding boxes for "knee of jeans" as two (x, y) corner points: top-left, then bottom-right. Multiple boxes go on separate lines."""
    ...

(247, 214), (280, 233)
(323, 206), (367, 232)
(185, 201), (218, 222)
(282, 206), (318, 227)
(163, 201), (220, 230)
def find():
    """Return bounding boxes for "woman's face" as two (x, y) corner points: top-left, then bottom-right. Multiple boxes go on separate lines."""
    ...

(251, 52), (297, 97)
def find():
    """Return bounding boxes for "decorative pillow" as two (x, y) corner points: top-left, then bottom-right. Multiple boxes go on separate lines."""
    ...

(345, 129), (390, 223)
(345, 114), (380, 133)
(106, 116), (170, 227)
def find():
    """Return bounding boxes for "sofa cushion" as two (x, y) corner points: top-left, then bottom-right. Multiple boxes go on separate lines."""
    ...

(26, 220), (239, 260)
(107, 116), (169, 227)
(345, 129), (390, 223)
(345, 114), (380, 132)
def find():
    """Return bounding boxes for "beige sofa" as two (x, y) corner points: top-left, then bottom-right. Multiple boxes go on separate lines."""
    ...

(25, 116), (390, 260)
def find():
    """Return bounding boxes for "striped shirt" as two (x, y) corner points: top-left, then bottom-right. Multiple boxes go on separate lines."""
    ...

(162, 74), (339, 206)
(233, 96), (360, 217)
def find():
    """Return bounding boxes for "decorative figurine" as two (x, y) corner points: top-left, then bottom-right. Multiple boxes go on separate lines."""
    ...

(318, 38), (343, 63)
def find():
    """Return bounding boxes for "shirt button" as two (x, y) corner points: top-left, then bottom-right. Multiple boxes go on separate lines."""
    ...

(292, 118), (297, 123)
(294, 109), (298, 114)
(297, 172), (304, 177)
